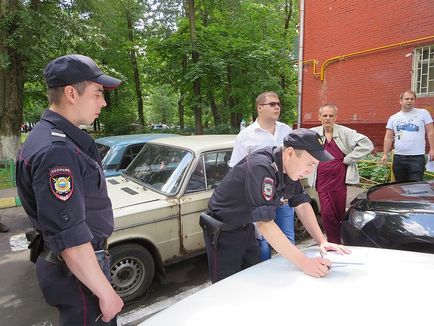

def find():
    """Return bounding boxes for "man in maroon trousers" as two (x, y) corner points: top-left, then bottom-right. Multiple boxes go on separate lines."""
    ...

(310, 104), (373, 243)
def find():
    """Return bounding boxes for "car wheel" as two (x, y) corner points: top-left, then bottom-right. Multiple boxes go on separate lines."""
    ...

(295, 201), (321, 241)
(110, 244), (155, 302)
(294, 213), (308, 240)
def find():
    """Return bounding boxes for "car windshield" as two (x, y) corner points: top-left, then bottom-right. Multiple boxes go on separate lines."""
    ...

(96, 143), (111, 162)
(124, 143), (193, 195)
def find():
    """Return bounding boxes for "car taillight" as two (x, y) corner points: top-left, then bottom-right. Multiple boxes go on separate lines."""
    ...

(348, 209), (376, 230)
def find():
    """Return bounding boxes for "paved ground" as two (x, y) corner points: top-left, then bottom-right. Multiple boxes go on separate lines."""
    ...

(0, 185), (366, 325)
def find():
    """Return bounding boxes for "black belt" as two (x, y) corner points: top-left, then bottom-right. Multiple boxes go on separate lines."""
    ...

(221, 223), (248, 231)
(40, 245), (108, 265)
(394, 154), (424, 157)
(207, 211), (248, 231)
(94, 239), (108, 251)
(39, 245), (62, 264)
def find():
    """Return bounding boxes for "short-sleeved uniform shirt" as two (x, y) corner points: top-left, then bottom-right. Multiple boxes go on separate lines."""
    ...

(208, 146), (310, 226)
(16, 109), (113, 254)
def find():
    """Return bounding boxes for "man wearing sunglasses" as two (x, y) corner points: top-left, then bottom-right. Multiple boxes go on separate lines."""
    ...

(229, 91), (295, 261)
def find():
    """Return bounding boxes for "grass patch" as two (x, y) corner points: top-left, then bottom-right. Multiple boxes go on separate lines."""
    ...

(0, 159), (15, 190)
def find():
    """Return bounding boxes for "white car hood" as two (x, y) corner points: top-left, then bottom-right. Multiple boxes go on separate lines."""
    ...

(142, 246), (434, 326)
(106, 176), (167, 210)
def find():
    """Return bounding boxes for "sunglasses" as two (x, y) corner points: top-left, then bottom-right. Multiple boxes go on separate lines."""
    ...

(260, 102), (281, 108)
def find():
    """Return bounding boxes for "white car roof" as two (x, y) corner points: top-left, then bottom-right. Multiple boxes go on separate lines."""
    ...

(141, 246), (434, 326)
(148, 135), (236, 153)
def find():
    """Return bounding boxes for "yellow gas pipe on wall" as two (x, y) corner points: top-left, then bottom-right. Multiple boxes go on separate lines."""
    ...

(304, 35), (434, 81)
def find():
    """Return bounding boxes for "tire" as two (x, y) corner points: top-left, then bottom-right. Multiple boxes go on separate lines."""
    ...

(109, 244), (155, 302)
(294, 213), (308, 240)
(295, 200), (321, 241)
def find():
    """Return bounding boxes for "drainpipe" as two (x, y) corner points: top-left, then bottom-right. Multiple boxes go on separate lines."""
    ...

(296, 0), (305, 128)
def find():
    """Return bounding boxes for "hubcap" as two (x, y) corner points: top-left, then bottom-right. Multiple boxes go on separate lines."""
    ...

(111, 257), (145, 297)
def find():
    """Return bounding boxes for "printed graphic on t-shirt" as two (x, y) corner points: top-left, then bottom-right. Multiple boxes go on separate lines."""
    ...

(396, 122), (419, 133)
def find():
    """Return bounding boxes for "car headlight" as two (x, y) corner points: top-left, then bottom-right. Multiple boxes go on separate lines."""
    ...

(348, 209), (376, 230)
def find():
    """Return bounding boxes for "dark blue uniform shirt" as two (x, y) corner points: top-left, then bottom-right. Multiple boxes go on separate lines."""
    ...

(208, 146), (310, 226)
(16, 109), (113, 254)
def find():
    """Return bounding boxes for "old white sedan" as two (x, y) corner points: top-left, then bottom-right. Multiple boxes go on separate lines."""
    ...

(141, 246), (434, 326)
(107, 135), (235, 302)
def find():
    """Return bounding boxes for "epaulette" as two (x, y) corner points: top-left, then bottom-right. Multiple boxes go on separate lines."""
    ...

(270, 162), (278, 172)
(51, 129), (67, 144)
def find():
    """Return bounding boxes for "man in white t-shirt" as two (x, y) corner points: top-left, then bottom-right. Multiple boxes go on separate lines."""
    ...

(229, 91), (294, 260)
(380, 90), (434, 182)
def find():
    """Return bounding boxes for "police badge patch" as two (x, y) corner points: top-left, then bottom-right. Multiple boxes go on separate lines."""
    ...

(262, 177), (274, 201)
(49, 166), (74, 201)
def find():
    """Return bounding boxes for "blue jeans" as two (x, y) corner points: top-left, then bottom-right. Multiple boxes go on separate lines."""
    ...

(258, 204), (295, 261)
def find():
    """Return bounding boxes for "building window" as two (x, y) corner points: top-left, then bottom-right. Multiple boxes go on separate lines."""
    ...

(413, 45), (434, 96)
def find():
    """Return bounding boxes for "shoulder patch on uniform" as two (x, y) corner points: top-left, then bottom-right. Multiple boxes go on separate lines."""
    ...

(262, 177), (274, 201)
(49, 166), (74, 201)
(51, 131), (66, 137)
(51, 129), (67, 145)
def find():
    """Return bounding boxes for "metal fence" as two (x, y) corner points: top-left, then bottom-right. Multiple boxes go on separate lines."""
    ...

(0, 159), (15, 189)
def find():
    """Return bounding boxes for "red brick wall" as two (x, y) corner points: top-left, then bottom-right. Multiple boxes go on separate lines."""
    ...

(300, 0), (434, 151)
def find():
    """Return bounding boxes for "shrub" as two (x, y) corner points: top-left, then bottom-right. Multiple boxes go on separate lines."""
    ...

(357, 153), (390, 186)
(204, 124), (238, 135)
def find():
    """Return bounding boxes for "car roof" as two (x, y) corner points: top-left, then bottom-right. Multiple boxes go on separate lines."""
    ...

(147, 135), (236, 153)
(95, 134), (179, 147)
(141, 246), (434, 326)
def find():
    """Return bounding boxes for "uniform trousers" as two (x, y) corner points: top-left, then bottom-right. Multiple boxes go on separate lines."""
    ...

(318, 187), (347, 244)
(203, 223), (260, 283)
(36, 256), (116, 326)
(393, 154), (425, 182)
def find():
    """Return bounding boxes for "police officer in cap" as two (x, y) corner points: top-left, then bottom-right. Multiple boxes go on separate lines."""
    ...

(202, 128), (351, 283)
(16, 54), (123, 325)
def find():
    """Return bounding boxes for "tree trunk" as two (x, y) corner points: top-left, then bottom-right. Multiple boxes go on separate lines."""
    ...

(208, 91), (220, 126)
(0, 0), (23, 160)
(187, 0), (203, 135)
(226, 64), (238, 128)
(279, 0), (293, 110)
(126, 10), (145, 126)
(178, 54), (188, 130)
(177, 94), (185, 130)
(283, 0), (293, 38)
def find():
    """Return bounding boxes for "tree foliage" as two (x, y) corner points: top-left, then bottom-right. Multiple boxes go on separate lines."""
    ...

(1, 0), (299, 158)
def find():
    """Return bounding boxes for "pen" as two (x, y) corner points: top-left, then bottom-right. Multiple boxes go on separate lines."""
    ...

(320, 252), (331, 270)
(95, 313), (103, 323)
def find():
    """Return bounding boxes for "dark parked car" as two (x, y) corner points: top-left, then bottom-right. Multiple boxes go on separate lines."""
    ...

(96, 134), (179, 177)
(341, 180), (434, 253)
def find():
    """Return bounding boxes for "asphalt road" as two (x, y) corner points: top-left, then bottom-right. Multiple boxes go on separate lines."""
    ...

(0, 203), (210, 326)
(0, 186), (365, 325)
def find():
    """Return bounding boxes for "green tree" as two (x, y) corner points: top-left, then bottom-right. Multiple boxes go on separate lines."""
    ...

(146, 84), (178, 126)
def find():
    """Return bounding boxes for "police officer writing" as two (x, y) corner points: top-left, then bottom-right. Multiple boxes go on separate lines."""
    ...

(16, 54), (123, 325)
(201, 129), (351, 283)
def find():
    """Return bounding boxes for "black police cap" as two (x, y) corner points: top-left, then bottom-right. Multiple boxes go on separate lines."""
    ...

(283, 128), (334, 162)
(43, 54), (121, 89)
